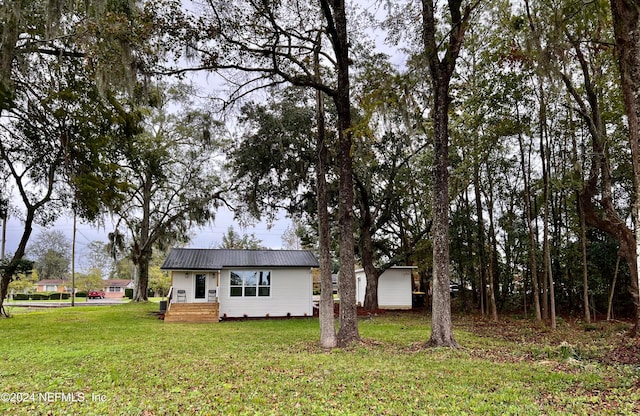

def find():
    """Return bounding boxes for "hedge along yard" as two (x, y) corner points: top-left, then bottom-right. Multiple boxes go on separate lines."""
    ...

(0, 303), (639, 415)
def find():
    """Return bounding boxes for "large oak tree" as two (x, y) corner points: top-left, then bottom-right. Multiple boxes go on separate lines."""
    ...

(108, 84), (226, 302)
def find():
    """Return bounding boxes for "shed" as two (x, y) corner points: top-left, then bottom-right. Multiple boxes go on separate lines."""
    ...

(355, 266), (416, 309)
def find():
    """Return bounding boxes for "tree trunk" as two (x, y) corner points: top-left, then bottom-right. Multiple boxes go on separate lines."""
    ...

(133, 250), (151, 302)
(607, 256), (621, 321)
(429, 87), (457, 347)
(0, 210), (35, 316)
(517, 112), (542, 321)
(610, 0), (640, 335)
(570, 115), (591, 324)
(132, 170), (153, 302)
(538, 85), (550, 321)
(357, 180), (379, 311)
(473, 168), (487, 316)
(578, 194), (591, 324)
(428, 78), (458, 347)
(484, 185), (499, 322)
(421, 0), (471, 347)
(421, 7), (452, 331)
(320, 0), (359, 346)
(541, 121), (556, 328)
(362, 263), (380, 311)
(315, 48), (336, 348)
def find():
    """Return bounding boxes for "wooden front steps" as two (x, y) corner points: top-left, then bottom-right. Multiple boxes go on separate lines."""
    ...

(164, 302), (219, 323)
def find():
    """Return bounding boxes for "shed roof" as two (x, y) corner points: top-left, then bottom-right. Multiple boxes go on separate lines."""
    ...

(161, 249), (319, 270)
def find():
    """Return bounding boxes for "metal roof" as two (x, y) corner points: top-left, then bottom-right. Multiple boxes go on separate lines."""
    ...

(161, 248), (319, 270)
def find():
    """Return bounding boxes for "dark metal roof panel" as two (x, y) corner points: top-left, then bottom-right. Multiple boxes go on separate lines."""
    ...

(161, 249), (319, 270)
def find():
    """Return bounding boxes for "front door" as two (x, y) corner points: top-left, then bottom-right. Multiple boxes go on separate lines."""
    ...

(195, 274), (206, 299)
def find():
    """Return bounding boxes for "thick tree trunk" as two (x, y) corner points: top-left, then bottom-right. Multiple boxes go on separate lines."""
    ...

(336, 123), (359, 346)
(133, 251), (151, 302)
(421, 0), (470, 348)
(322, 0), (359, 347)
(132, 171), (152, 302)
(610, 0), (640, 335)
(428, 80), (458, 347)
(315, 61), (336, 348)
(362, 266), (380, 311)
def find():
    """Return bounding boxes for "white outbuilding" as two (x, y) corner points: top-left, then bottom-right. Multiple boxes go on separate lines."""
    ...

(355, 266), (416, 309)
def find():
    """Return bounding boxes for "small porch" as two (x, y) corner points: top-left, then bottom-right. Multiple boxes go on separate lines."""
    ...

(164, 301), (219, 323)
(163, 274), (220, 323)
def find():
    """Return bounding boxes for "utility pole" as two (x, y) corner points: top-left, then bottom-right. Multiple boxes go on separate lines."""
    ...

(71, 211), (76, 307)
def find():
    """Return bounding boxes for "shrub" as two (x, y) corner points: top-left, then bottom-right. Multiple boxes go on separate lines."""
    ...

(125, 288), (133, 299)
(49, 293), (70, 300)
(75, 292), (87, 298)
(30, 293), (49, 300)
(12, 293), (29, 300)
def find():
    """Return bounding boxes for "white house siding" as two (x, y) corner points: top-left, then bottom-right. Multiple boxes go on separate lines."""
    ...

(355, 267), (414, 309)
(171, 271), (219, 303)
(219, 268), (313, 318)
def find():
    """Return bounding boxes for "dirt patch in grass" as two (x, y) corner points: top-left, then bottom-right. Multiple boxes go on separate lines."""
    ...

(602, 336), (640, 364)
(454, 313), (640, 365)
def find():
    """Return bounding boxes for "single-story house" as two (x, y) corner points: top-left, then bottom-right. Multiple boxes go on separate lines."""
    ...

(36, 279), (70, 293)
(102, 279), (133, 298)
(355, 266), (416, 309)
(160, 248), (319, 322)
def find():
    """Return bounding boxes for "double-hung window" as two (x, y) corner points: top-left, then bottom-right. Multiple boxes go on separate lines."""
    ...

(230, 271), (271, 297)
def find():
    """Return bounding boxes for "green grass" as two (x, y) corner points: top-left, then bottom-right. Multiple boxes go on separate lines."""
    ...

(0, 304), (638, 415)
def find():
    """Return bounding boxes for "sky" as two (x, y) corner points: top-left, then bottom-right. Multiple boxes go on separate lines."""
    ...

(2, 207), (292, 271)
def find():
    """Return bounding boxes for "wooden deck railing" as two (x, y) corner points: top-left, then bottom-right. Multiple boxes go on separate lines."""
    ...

(166, 286), (174, 312)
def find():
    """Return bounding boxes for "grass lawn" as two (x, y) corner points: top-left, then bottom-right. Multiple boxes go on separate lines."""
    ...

(0, 303), (638, 415)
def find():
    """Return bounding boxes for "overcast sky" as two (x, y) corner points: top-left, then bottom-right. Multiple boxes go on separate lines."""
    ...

(2, 207), (292, 271)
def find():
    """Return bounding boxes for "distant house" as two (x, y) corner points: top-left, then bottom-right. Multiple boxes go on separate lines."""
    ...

(161, 248), (318, 322)
(355, 266), (416, 309)
(103, 279), (133, 298)
(36, 279), (70, 293)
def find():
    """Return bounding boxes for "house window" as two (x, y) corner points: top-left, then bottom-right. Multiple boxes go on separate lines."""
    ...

(230, 271), (271, 297)
(45, 285), (56, 292)
(108, 287), (121, 292)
